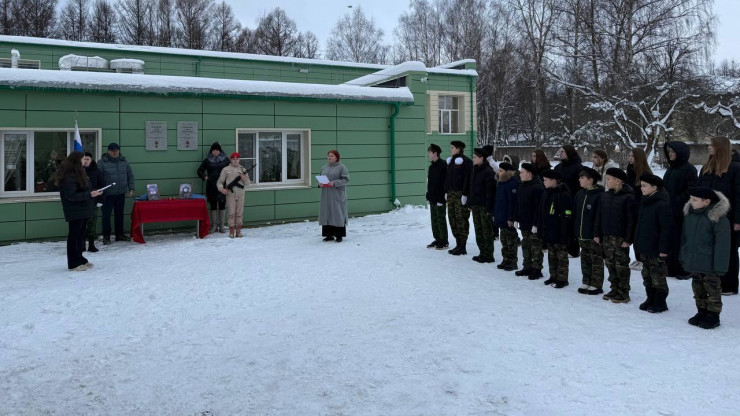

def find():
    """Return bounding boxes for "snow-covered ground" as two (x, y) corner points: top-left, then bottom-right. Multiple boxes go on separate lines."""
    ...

(1, 206), (738, 415)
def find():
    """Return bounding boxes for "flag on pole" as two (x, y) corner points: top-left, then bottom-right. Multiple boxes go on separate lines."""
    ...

(73, 120), (83, 152)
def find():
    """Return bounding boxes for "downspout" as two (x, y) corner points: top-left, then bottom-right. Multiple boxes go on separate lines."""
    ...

(390, 102), (401, 207)
(469, 76), (476, 152)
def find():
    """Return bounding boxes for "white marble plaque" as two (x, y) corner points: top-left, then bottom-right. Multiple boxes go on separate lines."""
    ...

(177, 121), (198, 151)
(146, 121), (167, 151)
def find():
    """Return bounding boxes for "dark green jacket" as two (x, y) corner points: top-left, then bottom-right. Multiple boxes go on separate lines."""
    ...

(98, 153), (135, 195)
(680, 191), (731, 275)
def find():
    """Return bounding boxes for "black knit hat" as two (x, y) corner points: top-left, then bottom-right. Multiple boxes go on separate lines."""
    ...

(473, 147), (488, 158)
(520, 162), (536, 174)
(605, 167), (627, 182)
(482, 145), (493, 158)
(428, 143), (442, 155)
(579, 166), (601, 182)
(640, 173), (664, 188)
(210, 141), (222, 153)
(689, 186), (720, 203)
(541, 169), (562, 181)
(450, 140), (466, 150)
(499, 162), (515, 171)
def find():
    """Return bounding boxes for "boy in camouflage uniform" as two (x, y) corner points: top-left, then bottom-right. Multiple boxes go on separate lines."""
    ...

(595, 168), (637, 303)
(445, 140), (473, 255)
(634, 174), (673, 313)
(469, 148), (497, 263)
(514, 163), (545, 279)
(681, 187), (731, 329)
(537, 170), (573, 288)
(494, 162), (519, 271)
(574, 167), (605, 295)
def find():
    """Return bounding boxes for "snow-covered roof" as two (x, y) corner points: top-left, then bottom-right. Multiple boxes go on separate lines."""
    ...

(0, 68), (414, 103)
(0, 35), (476, 77)
(58, 54), (108, 70)
(110, 58), (145, 73)
(436, 59), (475, 69)
(342, 61), (427, 86)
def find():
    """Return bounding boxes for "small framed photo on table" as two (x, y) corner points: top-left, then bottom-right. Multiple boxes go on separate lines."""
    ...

(179, 183), (192, 199)
(146, 184), (160, 201)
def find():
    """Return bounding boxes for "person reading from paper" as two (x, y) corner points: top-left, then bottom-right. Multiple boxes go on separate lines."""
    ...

(318, 150), (350, 242)
(217, 152), (249, 238)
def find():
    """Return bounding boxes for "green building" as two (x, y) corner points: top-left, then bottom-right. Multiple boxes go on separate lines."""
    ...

(0, 36), (477, 243)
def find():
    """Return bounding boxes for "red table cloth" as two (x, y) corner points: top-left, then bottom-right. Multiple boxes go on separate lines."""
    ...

(131, 199), (210, 243)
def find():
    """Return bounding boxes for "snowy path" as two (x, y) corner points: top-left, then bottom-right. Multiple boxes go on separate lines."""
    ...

(1, 206), (738, 415)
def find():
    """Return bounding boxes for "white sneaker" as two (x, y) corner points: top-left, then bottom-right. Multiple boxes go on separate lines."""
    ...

(84, 262), (94, 270)
(69, 264), (88, 271)
(579, 284), (589, 290)
(629, 261), (643, 271)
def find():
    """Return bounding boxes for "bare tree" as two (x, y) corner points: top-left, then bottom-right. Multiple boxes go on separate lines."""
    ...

(209, 0), (239, 52)
(326, 6), (389, 64)
(394, 0), (444, 66)
(89, 0), (117, 42)
(154, 0), (174, 46)
(116, 0), (153, 45)
(293, 31), (320, 59)
(12, 0), (57, 37)
(57, 0), (91, 41)
(175, 0), (212, 49)
(0, 0), (14, 35)
(253, 7), (298, 56)
(234, 26), (258, 53)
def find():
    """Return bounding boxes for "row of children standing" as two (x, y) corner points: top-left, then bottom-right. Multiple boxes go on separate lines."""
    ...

(426, 139), (737, 329)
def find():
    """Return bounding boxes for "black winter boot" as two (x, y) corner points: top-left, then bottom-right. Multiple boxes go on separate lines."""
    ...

(87, 238), (99, 253)
(528, 270), (543, 280)
(698, 311), (721, 329)
(647, 290), (669, 313)
(515, 268), (532, 276)
(448, 239), (460, 254)
(639, 287), (656, 311)
(688, 308), (707, 326)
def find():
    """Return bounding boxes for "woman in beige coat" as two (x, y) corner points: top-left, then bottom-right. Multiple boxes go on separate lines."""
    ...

(217, 152), (250, 238)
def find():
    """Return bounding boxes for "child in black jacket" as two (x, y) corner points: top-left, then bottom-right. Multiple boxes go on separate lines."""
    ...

(537, 169), (573, 288)
(426, 143), (449, 249)
(514, 163), (545, 279)
(574, 167), (605, 295)
(469, 148), (497, 263)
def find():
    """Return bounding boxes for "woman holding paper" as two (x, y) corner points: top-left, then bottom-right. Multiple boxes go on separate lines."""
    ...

(55, 151), (103, 271)
(319, 150), (350, 242)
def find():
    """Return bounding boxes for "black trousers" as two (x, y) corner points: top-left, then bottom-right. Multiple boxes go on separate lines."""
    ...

(101, 194), (125, 237)
(666, 215), (687, 276)
(322, 225), (346, 238)
(67, 219), (88, 269)
(722, 229), (740, 293)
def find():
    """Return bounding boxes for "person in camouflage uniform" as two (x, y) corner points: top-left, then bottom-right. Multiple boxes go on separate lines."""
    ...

(536, 169), (573, 288)
(494, 162), (519, 271)
(513, 163), (545, 279)
(445, 140), (473, 255)
(595, 167), (637, 303)
(426, 143), (449, 250)
(681, 187), (731, 329)
(574, 167), (605, 295)
(469, 148), (497, 263)
(634, 174), (673, 313)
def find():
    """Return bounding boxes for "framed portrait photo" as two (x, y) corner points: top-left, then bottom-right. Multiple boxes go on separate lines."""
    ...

(179, 183), (192, 199)
(146, 183), (160, 201)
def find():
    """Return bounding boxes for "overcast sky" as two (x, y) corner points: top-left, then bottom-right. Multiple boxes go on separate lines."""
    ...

(231, 0), (740, 64)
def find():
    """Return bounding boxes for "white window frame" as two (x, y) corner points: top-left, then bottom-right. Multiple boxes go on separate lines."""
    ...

(439, 95), (462, 134)
(0, 128), (102, 200)
(235, 128), (311, 190)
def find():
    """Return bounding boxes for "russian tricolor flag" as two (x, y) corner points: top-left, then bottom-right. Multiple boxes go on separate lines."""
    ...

(73, 120), (83, 152)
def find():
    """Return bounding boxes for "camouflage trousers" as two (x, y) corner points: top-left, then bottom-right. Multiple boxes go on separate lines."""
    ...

(547, 243), (569, 282)
(471, 206), (494, 260)
(641, 255), (669, 292)
(602, 235), (631, 297)
(500, 227), (519, 265)
(85, 209), (98, 239)
(521, 230), (542, 270)
(579, 239), (604, 288)
(429, 203), (448, 244)
(447, 191), (470, 242)
(692, 273), (723, 313)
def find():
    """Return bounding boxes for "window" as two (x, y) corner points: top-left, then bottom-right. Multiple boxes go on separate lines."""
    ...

(1, 129), (100, 197)
(439, 95), (461, 134)
(236, 129), (309, 188)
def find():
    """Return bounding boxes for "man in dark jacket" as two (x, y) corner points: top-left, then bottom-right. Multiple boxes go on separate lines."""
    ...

(494, 162), (519, 270)
(574, 167), (605, 295)
(514, 163), (545, 279)
(634, 174), (673, 313)
(554, 144), (583, 258)
(537, 169), (573, 288)
(82, 152), (105, 253)
(469, 148), (496, 262)
(445, 140), (474, 255)
(595, 167), (637, 303)
(98, 142), (135, 245)
(662, 141), (697, 278)
(426, 143), (449, 249)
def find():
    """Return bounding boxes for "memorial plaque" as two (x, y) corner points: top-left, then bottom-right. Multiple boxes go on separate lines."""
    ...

(146, 121), (167, 151)
(177, 121), (198, 151)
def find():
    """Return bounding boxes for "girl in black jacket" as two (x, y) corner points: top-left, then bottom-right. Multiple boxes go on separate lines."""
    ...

(197, 142), (229, 233)
(56, 151), (102, 271)
(662, 141), (697, 278)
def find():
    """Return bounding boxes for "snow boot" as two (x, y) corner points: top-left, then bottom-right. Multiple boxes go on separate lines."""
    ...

(543, 277), (557, 285)
(235, 225), (243, 238)
(602, 289), (618, 300)
(435, 241), (449, 250)
(218, 209), (227, 233)
(553, 281), (569, 289)
(503, 263), (518, 271)
(427, 240), (438, 249)
(688, 308), (708, 326)
(448, 239), (460, 254)
(323, 236), (335, 242)
(103, 236), (111, 245)
(336, 236), (343, 242)
(209, 210), (218, 233)
(585, 286), (603, 295)
(698, 311), (720, 329)
(610, 294), (631, 303)
(87, 238), (99, 253)
(647, 289), (669, 313)
(515, 268), (532, 277)
(639, 287), (656, 311)
(528, 269), (543, 280)
(577, 284), (589, 294)
(228, 226), (235, 238)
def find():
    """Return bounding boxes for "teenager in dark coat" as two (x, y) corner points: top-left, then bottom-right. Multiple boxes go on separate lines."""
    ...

(574, 167), (605, 295)
(554, 145), (582, 257)
(426, 143), (449, 249)
(514, 163), (545, 279)
(445, 141), (474, 255)
(494, 162), (519, 270)
(662, 141), (697, 278)
(469, 148), (497, 262)
(82, 152), (105, 253)
(634, 174), (673, 313)
(197, 141), (230, 233)
(695, 138), (740, 295)
(536, 170), (573, 287)
(56, 151), (103, 271)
